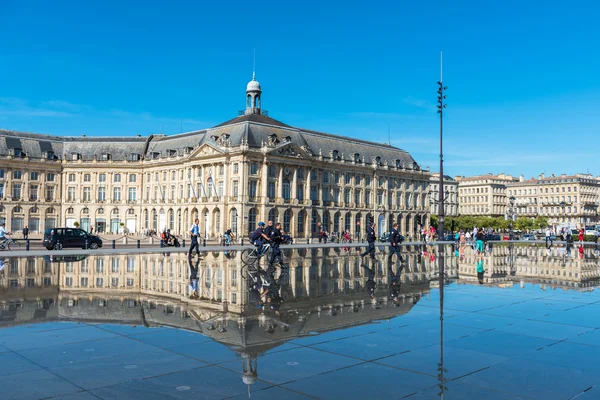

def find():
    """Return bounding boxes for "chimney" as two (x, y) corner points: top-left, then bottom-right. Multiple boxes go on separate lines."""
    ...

(539, 173), (545, 180)
(519, 175), (524, 182)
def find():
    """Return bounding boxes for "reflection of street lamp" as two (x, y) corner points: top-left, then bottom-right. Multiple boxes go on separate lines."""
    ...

(560, 201), (566, 227)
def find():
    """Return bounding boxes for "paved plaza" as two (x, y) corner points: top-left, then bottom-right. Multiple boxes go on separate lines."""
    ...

(1, 245), (600, 399)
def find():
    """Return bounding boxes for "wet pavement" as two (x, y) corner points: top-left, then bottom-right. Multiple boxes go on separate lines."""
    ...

(1, 249), (600, 399)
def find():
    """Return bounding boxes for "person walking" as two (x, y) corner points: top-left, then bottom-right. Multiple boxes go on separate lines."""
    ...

(22, 226), (29, 240)
(361, 222), (377, 260)
(545, 226), (553, 249)
(578, 228), (584, 244)
(269, 222), (283, 266)
(188, 218), (200, 257)
(388, 223), (403, 265)
(475, 228), (485, 254)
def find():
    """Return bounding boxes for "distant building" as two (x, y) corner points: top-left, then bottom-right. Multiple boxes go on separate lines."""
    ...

(428, 173), (458, 217)
(507, 173), (600, 228)
(456, 174), (519, 217)
(0, 74), (431, 238)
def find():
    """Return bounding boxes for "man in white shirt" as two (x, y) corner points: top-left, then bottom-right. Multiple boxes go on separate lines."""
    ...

(188, 219), (200, 256)
(0, 223), (9, 247)
(545, 227), (553, 249)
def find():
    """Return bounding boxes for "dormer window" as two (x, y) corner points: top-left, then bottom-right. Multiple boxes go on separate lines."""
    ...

(101, 153), (110, 161)
(332, 150), (339, 160)
(353, 153), (360, 163)
(152, 152), (160, 159)
(375, 156), (381, 164)
(46, 151), (55, 160)
(167, 149), (177, 157)
(412, 161), (419, 171)
(184, 147), (193, 154)
(210, 135), (219, 141)
(11, 148), (24, 157)
(71, 153), (81, 161)
(395, 159), (401, 168)
(130, 153), (140, 161)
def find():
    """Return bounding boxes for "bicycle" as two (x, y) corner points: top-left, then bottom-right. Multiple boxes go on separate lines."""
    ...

(240, 242), (271, 265)
(0, 238), (20, 251)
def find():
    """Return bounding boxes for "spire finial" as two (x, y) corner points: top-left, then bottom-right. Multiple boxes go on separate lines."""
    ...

(252, 48), (256, 80)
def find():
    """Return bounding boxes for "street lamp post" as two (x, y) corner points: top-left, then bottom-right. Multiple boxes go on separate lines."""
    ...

(508, 196), (516, 272)
(560, 201), (566, 231)
(436, 60), (448, 273)
(435, 52), (448, 397)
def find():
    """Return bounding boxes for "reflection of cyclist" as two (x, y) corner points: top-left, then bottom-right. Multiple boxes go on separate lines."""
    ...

(249, 222), (270, 256)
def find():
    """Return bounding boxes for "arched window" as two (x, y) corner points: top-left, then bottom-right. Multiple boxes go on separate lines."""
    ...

(283, 209), (291, 233)
(248, 208), (257, 234)
(282, 179), (291, 200)
(231, 208), (238, 234)
(297, 210), (305, 236)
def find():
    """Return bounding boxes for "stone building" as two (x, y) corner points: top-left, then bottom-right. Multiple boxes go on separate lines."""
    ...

(428, 173), (459, 217)
(507, 173), (600, 229)
(456, 173), (519, 217)
(0, 75), (430, 238)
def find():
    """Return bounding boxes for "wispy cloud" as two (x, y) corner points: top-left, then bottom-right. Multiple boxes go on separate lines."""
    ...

(0, 97), (74, 117)
(0, 97), (214, 135)
(402, 97), (435, 110)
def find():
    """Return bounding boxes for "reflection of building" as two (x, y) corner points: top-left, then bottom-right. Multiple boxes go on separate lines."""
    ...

(0, 76), (431, 238)
(457, 244), (600, 288)
(0, 249), (436, 390)
(0, 248), (439, 307)
(428, 173), (458, 217)
(456, 173), (519, 217)
(507, 173), (600, 228)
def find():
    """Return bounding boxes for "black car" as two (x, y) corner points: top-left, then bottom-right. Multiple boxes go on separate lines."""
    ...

(43, 228), (103, 250)
(483, 234), (501, 241)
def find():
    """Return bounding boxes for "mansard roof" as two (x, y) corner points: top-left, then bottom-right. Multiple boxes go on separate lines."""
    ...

(0, 113), (421, 168)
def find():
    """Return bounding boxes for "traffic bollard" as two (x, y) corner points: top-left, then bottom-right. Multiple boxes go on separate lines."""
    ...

(203, 238), (206, 247)
(182, 239), (186, 247)
(240, 238), (244, 246)
(112, 240), (116, 249)
(85, 239), (89, 250)
(26, 239), (30, 251)
(137, 240), (140, 249)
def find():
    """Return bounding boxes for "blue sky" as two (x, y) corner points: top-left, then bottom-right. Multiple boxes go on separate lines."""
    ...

(1, 0), (599, 178)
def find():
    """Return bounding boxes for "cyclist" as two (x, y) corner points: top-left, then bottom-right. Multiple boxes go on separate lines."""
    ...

(223, 228), (234, 245)
(0, 223), (10, 248)
(249, 222), (270, 256)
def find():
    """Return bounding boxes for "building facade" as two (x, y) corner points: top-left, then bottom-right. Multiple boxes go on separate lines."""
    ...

(456, 174), (519, 217)
(507, 173), (600, 228)
(428, 173), (459, 217)
(0, 76), (431, 238)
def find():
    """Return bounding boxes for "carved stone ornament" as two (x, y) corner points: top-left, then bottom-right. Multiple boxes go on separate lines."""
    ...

(198, 146), (217, 156)
(278, 146), (300, 157)
(267, 135), (278, 146)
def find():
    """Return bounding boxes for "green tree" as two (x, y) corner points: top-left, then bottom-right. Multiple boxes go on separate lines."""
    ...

(430, 215), (438, 229)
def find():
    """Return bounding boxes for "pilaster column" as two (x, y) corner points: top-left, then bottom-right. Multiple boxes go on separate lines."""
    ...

(278, 165), (284, 199)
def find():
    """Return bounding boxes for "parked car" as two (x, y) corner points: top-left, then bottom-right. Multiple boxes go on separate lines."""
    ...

(43, 228), (103, 250)
(521, 234), (536, 241)
(484, 234), (501, 241)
